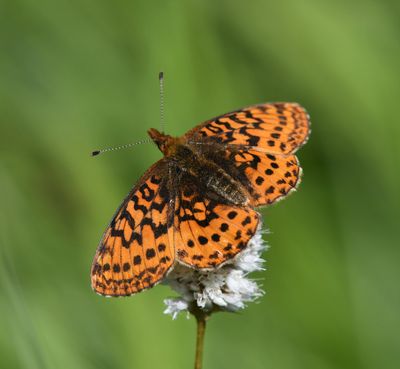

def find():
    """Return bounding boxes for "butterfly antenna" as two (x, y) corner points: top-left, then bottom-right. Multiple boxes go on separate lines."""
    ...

(91, 138), (151, 157)
(159, 71), (165, 133)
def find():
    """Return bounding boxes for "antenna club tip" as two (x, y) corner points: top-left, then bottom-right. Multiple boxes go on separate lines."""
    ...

(91, 150), (100, 157)
(159, 71), (164, 80)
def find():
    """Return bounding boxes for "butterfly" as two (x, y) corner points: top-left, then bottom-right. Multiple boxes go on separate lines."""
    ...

(91, 102), (310, 296)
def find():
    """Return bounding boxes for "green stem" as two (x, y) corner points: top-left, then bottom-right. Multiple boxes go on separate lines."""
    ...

(194, 312), (207, 369)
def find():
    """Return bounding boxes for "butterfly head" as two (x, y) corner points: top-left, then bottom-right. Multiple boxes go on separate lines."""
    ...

(148, 128), (179, 157)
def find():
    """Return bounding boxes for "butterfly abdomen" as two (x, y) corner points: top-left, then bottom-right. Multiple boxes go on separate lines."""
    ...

(202, 168), (248, 206)
(172, 144), (249, 206)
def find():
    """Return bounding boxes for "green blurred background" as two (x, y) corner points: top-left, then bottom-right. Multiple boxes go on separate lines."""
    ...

(1, 0), (399, 368)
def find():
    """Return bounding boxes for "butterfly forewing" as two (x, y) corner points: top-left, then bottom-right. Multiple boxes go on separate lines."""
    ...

(186, 103), (310, 155)
(91, 161), (175, 296)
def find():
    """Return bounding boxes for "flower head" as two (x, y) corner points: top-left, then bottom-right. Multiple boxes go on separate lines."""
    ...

(163, 221), (268, 319)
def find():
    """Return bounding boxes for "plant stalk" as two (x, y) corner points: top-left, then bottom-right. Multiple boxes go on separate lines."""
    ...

(194, 312), (207, 369)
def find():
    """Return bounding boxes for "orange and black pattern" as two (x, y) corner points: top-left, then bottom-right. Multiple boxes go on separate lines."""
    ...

(173, 184), (260, 269)
(226, 149), (301, 206)
(91, 102), (310, 296)
(187, 102), (309, 155)
(91, 162), (175, 296)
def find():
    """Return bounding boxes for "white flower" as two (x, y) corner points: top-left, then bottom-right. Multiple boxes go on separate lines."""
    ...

(163, 221), (268, 318)
(163, 298), (190, 320)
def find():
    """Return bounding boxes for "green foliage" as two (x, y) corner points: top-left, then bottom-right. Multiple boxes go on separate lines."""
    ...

(1, 1), (399, 368)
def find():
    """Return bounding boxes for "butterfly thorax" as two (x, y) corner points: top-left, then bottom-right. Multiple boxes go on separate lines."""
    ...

(148, 128), (249, 206)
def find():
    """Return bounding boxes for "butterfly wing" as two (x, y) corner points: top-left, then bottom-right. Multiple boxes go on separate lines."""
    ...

(186, 102), (310, 155)
(173, 181), (260, 269)
(225, 148), (302, 206)
(92, 103), (310, 291)
(185, 102), (309, 207)
(91, 160), (175, 296)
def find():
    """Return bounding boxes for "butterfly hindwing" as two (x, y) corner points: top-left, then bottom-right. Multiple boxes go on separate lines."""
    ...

(226, 149), (302, 206)
(91, 161), (175, 296)
(173, 183), (260, 269)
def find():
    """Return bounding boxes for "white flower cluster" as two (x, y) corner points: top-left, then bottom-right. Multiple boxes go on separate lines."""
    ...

(163, 223), (268, 319)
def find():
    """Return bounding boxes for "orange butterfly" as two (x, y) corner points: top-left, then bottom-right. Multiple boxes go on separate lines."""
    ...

(91, 102), (310, 296)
